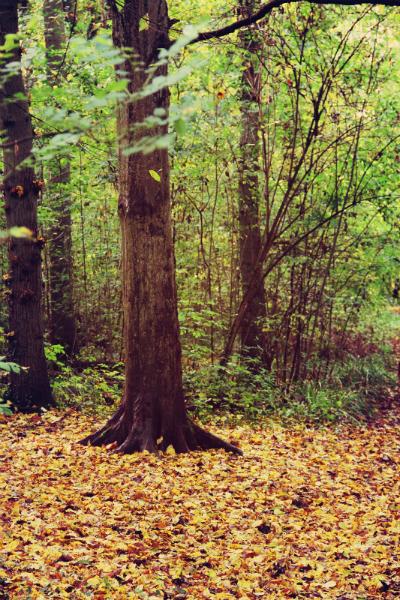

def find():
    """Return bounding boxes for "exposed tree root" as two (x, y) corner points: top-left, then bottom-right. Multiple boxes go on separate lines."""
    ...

(190, 422), (243, 455)
(79, 403), (242, 455)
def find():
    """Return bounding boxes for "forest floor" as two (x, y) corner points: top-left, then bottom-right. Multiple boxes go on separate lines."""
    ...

(0, 407), (399, 600)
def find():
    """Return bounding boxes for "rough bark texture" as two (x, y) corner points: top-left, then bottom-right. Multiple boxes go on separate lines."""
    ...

(81, 0), (241, 455)
(0, 1), (53, 411)
(237, 0), (269, 368)
(43, 0), (76, 354)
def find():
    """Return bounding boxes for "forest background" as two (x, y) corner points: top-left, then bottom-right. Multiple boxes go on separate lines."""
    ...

(1, 0), (400, 423)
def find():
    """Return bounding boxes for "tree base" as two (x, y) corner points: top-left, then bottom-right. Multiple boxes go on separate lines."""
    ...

(79, 403), (242, 455)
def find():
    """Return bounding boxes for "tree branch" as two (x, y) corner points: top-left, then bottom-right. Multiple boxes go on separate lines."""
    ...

(192, 0), (400, 44)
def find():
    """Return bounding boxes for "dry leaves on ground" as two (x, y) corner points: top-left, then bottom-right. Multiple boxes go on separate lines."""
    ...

(0, 409), (399, 599)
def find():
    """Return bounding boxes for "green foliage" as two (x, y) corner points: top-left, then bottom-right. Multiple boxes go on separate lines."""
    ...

(44, 343), (66, 367)
(0, 358), (24, 374)
(184, 346), (395, 424)
(51, 361), (124, 415)
(0, 227), (34, 240)
(0, 400), (12, 416)
(284, 384), (364, 423)
(184, 356), (278, 420)
(43, 345), (123, 415)
(286, 352), (396, 423)
(332, 351), (396, 402)
(0, 356), (25, 416)
(2, 0), (400, 424)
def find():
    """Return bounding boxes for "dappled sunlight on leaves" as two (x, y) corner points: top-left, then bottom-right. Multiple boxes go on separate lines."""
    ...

(0, 410), (399, 598)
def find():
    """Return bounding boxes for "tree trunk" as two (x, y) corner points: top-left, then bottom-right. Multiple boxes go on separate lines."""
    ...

(237, 0), (269, 368)
(43, 0), (76, 354)
(0, 1), (53, 411)
(81, 0), (241, 455)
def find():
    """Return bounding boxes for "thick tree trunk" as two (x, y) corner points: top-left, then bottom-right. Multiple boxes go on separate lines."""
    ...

(237, 0), (270, 368)
(43, 0), (76, 354)
(81, 0), (240, 454)
(0, 1), (53, 411)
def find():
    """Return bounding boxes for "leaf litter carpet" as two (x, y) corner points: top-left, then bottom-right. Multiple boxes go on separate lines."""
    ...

(0, 409), (399, 599)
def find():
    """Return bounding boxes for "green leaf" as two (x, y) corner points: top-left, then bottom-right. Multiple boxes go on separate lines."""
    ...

(174, 118), (187, 137)
(0, 404), (13, 416)
(0, 227), (33, 240)
(9, 227), (34, 239)
(0, 359), (24, 374)
(139, 16), (149, 32)
(149, 170), (161, 182)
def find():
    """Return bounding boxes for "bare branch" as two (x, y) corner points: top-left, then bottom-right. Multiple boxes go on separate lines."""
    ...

(192, 0), (400, 44)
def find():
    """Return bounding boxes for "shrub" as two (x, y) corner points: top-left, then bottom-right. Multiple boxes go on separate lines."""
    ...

(184, 348), (396, 424)
(183, 355), (278, 420)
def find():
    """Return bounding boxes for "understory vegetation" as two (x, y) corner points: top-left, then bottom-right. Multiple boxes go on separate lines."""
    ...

(1, 0), (400, 424)
(1, 310), (398, 422)
(18, 313), (395, 424)
(44, 341), (396, 423)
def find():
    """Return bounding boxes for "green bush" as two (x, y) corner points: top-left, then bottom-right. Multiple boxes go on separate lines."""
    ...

(283, 383), (365, 423)
(0, 356), (26, 415)
(184, 355), (279, 420)
(332, 350), (395, 401)
(183, 348), (396, 424)
(45, 338), (396, 425)
(51, 362), (124, 415)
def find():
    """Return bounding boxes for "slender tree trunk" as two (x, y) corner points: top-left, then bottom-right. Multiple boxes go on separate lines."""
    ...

(0, 1), (52, 411)
(237, 0), (269, 369)
(43, 0), (76, 354)
(81, 0), (240, 455)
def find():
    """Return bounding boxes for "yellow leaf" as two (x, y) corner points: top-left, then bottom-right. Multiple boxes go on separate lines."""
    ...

(4, 539), (20, 552)
(366, 574), (388, 590)
(87, 576), (102, 588)
(97, 561), (114, 573)
(238, 579), (253, 591)
(323, 580), (337, 589)
(149, 169), (161, 182)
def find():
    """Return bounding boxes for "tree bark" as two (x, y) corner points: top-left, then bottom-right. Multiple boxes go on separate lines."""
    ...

(0, 1), (53, 411)
(80, 0), (241, 455)
(237, 0), (269, 369)
(43, 0), (76, 354)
